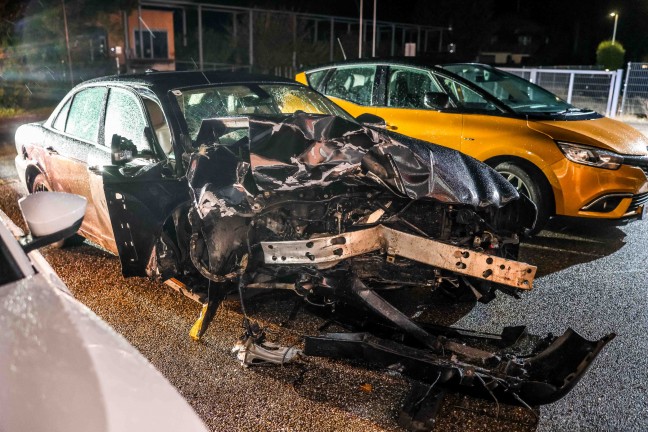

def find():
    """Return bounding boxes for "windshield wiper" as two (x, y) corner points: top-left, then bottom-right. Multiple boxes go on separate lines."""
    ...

(551, 107), (593, 115)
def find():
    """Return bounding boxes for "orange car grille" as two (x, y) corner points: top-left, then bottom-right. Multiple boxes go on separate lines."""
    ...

(628, 192), (648, 212)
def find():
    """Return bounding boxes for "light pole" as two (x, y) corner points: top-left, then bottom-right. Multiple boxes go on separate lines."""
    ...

(372, 0), (377, 57)
(610, 12), (619, 44)
(358, 0), (363, 58)
(61, 0), (74, 85)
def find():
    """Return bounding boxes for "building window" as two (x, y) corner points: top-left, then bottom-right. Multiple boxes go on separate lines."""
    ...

(518, 35), (532, 46)
(134, 30), (168, 59)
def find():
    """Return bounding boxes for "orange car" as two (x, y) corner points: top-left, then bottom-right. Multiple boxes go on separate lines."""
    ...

(297, 61), (648, 231)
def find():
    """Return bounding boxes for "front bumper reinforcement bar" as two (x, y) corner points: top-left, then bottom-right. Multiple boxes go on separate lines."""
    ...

(261, 225), (536, 290)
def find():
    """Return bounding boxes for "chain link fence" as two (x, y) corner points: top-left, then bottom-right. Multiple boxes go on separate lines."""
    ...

(619, 62), (648, 118)
(501, 67), (623, 117)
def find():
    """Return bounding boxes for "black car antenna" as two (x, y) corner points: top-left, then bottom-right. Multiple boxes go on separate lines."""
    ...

(191, 57), (211, 84)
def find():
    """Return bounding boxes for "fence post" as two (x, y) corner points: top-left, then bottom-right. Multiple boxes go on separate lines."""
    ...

(566, 72), (575, 103)
(620, 62), (631, 115)
(529, 70), (537, 84)
(605, 72), (614, 116)
(198, 5), (203, 70)
(609, 69), (623, 118)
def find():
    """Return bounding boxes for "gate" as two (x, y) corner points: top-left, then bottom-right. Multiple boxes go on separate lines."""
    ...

(501, 67), (623, 118)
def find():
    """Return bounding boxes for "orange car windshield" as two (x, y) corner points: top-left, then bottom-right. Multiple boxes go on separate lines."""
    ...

(442, 64), (583, 115)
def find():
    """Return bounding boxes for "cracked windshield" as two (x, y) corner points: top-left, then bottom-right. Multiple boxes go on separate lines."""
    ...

(175, 84), (352, 141)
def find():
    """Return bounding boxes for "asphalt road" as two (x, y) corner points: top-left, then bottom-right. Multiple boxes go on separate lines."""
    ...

(2, 118), (647, 431)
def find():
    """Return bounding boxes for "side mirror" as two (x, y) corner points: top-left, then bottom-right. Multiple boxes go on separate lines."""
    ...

(355, 113), (387, 128)
(423, 92), (450, 109)
(18, 192), (87, 252)
(111, 133), (138, 165)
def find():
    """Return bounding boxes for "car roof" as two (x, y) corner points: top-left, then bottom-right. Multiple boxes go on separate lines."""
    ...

(299, 59), (516, 114)
(301, 58), (493, 73)
(82, 70), (299, 93)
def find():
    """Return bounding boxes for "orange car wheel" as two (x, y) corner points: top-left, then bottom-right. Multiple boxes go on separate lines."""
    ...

(495, 161), (553, 234)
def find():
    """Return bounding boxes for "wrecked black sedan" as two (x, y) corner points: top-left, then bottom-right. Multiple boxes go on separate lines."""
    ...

(14, 71), (612, 418)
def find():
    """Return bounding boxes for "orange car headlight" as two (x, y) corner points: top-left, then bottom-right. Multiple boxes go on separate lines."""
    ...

(556, 141), (622, 170)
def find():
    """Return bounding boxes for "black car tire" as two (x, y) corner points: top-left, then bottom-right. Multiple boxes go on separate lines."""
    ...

(495, 161), (552, 234)
(31, 173), (51, 193)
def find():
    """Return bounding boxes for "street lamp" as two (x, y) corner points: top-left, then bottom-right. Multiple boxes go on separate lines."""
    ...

(610, 12), (619, 44)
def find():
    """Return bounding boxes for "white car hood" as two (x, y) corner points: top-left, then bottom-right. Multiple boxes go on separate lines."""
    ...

(0, 273), (208, 432)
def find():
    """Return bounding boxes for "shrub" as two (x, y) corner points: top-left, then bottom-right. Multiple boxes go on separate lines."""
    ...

(596, 40), (626, 70)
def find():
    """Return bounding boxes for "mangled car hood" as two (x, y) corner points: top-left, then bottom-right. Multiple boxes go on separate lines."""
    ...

(105, 112), (534, 278)
(187, 113), (524, 212)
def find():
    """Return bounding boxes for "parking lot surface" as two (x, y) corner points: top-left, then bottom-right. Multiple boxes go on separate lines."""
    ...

(2, 121), (647, 431)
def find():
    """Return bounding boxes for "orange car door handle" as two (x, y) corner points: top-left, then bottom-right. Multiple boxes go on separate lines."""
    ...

(386, 123), (398, 131)
(88, 165), (102, 174)
(45, 146), (58, 155)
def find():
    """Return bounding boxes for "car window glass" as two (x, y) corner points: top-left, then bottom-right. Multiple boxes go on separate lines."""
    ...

(439, 77), (498, 112)
(324, 66), (376, 105)
(176, 84), (352, 142)
(442, 64), (572, 114)
(387, 66), (443, 109)
(306, 70), (328, 91)
(65, 87), (106, 143)
(272, 86), (338, 115)
(143, 98), (174, 159)
(104, 87), (151, 153)
(52, 98), (72, 131)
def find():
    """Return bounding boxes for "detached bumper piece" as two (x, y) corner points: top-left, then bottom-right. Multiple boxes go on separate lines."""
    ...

(304, 329), (614, 410)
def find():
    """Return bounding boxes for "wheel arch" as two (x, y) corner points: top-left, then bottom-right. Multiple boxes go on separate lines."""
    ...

(25, 164), (47, 193)
(484, 155), (557, 216)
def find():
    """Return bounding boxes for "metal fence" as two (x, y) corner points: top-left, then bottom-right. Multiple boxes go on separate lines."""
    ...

(501, 67), (623, 118)
(175, 60), (252, 73)
(620, 62), (648, 118)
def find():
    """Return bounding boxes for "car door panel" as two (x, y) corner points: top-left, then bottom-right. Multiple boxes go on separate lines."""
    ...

(373, 107), (462, 150)
(87, 146), (118, 253)
(39, 128), (106, 244)
(376, 66), (463, 150)
(99, 86), (184, 275)
(102, 165), (188, 277)
(40, 128), (90, 195)
(39, 86), (109, 245)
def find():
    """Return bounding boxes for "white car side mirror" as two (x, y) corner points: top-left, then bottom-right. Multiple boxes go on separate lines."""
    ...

(18, 192), (87, 252)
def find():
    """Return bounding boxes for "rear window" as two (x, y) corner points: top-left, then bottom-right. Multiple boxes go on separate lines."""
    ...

(65, 87), (107, 143)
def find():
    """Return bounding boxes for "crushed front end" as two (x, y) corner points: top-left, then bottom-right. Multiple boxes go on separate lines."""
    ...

(143, 113), (612, 420)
